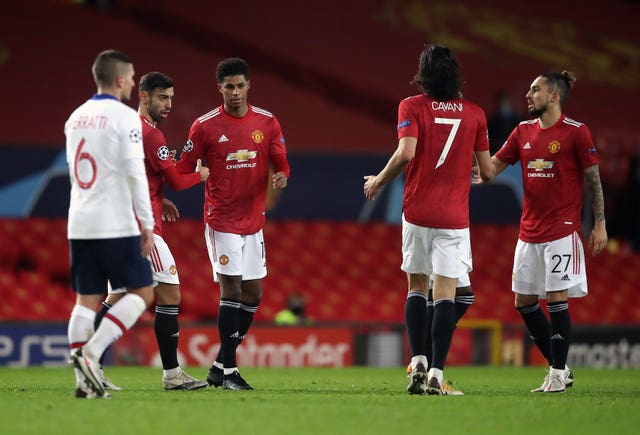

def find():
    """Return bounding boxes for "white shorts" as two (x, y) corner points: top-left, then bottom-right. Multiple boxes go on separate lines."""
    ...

(108, 233), (178, 294)
(429, 273), (471, 289)
(205, 224), (267, 282)
(401, 215), (472, 279)
(512, 231), (587, 298)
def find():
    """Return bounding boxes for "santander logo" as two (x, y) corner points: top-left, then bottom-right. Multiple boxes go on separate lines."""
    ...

(186, 333), (351, 367)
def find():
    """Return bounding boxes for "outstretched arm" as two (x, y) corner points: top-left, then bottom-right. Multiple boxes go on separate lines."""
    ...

(472, 155), (509, 184)
(162, 159), (209, 191)
(584, 164), (608, 255)
(363, 137), (416, 200)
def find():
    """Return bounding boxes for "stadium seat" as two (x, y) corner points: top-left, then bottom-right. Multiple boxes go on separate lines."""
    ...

(1, 218), (639, 325)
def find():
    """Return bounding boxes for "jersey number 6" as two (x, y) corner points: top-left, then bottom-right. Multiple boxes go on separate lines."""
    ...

(74, 138), (97, 189)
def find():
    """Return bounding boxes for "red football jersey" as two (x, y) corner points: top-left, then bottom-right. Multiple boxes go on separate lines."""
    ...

(177, 105), (287, 234)
(398, 94), (490, 229)
(141, 116), (174, 235)
(495, 115), (599, 243)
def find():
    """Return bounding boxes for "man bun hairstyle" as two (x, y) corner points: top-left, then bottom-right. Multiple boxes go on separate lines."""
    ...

(541, 70), (576, 105)
(92, 49), (132, 87)
(139, 72), (173, 93)
(216, 57), (249, 83)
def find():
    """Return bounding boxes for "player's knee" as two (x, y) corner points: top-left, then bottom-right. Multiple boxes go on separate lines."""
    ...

(514, 293), (538, 309)
(155, 283), (180, 305)
(455, 286), (473, 297)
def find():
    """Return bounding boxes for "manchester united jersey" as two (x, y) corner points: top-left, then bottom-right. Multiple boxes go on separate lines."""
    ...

(398, 94), (490, 229)
(495, 115), (599, 242)
(177, 105), (287, 234)
(140, 116), (175, 236)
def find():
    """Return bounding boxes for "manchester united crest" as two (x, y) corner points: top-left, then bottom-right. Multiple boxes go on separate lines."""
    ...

(251, 130), (264, 144)
(169, 265), (177, 275)
(219, 255), (229, 265)
(548, 141), (561, 154)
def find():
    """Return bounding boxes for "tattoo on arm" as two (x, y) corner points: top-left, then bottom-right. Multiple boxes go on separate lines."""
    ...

(584, 165), (605, 221)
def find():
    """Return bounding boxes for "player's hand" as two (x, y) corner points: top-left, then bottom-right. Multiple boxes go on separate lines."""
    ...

(196, 159), (209, 182)
(162, 198), (180, 222)
(140, 228), (154, 257)
(471, 165), (483, 184)
(363, 175), (380, 200)
(272, 171), (288, 189)
(589, 220), (608, 255)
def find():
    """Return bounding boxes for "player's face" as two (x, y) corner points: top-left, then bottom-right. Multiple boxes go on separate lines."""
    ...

(146, 87), (174, 124)
(526, 76), (552, 117)
(117, 63), (136, 102)
(218, 75), (250, 111)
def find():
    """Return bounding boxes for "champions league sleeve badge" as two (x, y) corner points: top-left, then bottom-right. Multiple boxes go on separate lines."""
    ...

(157, 145), (170, 160)
(129, 128), (142, 143)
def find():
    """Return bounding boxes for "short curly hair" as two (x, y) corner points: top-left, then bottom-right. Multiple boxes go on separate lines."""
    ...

(216, 57), (249, 83)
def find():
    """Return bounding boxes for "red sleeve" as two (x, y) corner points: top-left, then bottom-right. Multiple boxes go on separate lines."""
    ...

(576, 124), (599, 169)
(161, 164), (201, 191)
(397, 98), (418, 139)
(175, 119), (202, 174)
(269, 115), (290, 177)
(495, 126), (521, 165)
(271, 153), (290, 178)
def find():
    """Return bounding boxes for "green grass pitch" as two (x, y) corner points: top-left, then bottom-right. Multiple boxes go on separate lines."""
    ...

(1, 366), (638, 434)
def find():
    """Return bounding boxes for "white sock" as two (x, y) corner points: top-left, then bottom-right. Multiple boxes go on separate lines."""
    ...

(68, 305), (96, 384)
(213, 361), (223, 370)
(410, 355), (428, 370)
(224, 367), (238, 375)
(550, 367), (565, 377)
(164, 367), (181, 379)
(85, 293), (146, 358)
(428, 368), (443, 383)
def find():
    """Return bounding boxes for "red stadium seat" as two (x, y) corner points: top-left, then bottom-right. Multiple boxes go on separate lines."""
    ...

(2, 218), (639, 325)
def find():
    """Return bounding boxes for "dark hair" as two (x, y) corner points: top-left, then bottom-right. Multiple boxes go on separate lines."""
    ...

(540, 70), (576, 105)
(216, 57), (249, 83)
(411, 44), (462, 101)
(91, 49), (132, 86)
(139, 71), (173, 93)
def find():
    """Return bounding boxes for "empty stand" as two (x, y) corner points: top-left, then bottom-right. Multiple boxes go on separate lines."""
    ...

(3, 1), (639, 153)
(0, 218), (638, 325)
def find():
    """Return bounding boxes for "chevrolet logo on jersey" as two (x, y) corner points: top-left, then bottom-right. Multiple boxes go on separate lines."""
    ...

(227, 149), (257, 162)
(527, 159), (554, 171)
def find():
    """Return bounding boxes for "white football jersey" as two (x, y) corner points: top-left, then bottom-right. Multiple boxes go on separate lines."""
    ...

(65, 94), (154, 239)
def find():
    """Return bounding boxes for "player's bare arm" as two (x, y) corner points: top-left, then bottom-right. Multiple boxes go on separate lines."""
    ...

(584, 164), (608, 255)
(140, 228), (154, 257)
(472, 155), (507, 184)
(363, 137), (416, 200)
(491, 155), (509, 176)
(475, 150), (495, 183)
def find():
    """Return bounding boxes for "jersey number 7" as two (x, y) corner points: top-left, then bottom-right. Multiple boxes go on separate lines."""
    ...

(434, 118), (461, 169)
